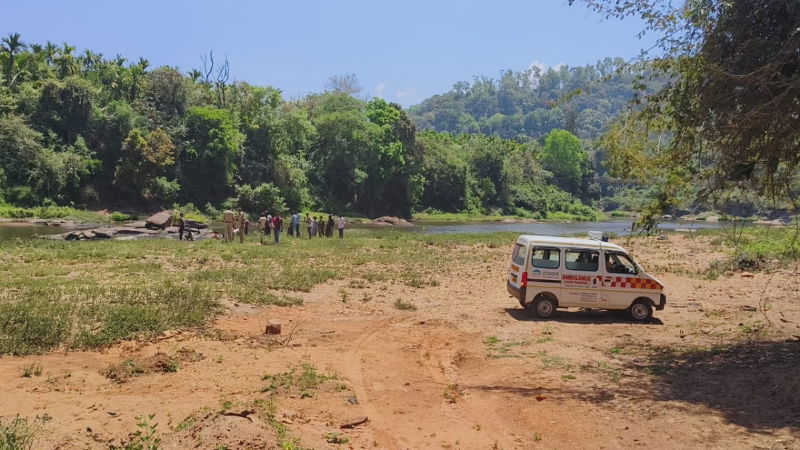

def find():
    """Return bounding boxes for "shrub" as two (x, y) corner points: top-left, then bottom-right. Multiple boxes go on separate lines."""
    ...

(237, 183), (287, 215)
(147, 177), (180, 205)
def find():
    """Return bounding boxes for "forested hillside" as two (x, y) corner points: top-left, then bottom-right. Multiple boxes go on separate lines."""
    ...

(0, 35), (626, 220)
(409, 57), (645, 140)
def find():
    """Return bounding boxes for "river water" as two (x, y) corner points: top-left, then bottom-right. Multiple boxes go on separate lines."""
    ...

(0, 218), (736, 241)
(407, 219), (732, 235)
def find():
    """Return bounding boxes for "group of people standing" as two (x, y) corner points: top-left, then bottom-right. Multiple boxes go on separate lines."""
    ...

(222, 209), (251, 243)
(218, 210), (346, 244)
(305, 213), (345, 239)
(216, 210), (347, 244)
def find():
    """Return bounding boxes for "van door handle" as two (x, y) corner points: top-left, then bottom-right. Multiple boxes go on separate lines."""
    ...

(603, 276), (613, 286)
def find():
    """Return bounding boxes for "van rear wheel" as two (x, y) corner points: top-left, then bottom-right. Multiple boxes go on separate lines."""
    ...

(629, 299), (653, 322)
(531, 296), (556, 319)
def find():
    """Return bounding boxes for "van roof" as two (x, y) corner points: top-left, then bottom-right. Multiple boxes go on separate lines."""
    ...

(515, 235), (627, 253)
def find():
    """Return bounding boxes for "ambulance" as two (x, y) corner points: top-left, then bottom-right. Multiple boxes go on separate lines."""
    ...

(506, 235), (666, 321)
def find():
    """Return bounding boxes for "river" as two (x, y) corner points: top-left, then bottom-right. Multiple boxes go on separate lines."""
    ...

(0, 218), (738, 241)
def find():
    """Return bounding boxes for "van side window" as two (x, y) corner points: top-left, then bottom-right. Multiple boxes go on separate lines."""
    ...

(565, 249), (599, 272)
(531, 247), (560, 269)
(604, 252), (638, 275)
(511, 244), (526, 266)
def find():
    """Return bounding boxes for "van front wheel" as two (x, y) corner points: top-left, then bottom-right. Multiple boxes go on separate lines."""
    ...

(532, 296), (556, 319)
(629, 299), (653, 322)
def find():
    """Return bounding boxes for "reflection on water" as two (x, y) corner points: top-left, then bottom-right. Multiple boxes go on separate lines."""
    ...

(0, 218), (736, 241)
(0, 222), (71, 240)
(410, 219), (734, 236)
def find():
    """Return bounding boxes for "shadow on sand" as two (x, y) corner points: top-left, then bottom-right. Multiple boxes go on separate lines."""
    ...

(494, 310), (799, 432)
(636, 339), (800, 431)
(504, 307), (665, 325)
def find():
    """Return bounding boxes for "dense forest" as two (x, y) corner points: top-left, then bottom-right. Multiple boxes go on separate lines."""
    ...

(0, 35), (616, 220)
(408, 58), (647, 141)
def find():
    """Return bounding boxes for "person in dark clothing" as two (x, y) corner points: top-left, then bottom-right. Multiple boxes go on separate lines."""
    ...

(273, 214), (283, 244)
(177, 213), (186, 241)
(326, 215), (334, 238)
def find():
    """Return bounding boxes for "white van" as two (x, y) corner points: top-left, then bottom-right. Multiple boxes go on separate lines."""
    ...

(506, 235), (666, 321)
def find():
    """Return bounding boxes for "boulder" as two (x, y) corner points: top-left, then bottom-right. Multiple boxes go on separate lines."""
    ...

(705, 215), (720, 223)
(92, 228), (117, 239)
(373, 216), (413, 227)
(126, 221), (148, 229)
(145, 211), (173, 229)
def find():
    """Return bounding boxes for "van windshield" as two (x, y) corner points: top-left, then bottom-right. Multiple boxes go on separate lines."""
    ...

(511, 244), (525, 266)
(604, 252), (638, 275)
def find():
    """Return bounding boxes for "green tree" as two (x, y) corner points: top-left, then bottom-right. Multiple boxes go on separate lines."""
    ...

(576, 0), (800, 197)
(36, 76), (94, 144)
(1, 33), (25, 86)
(0, 115), (42, 194)
(87, 100), (139, 189)
(114, 128), (176, 199)
(180, 107), (244, 203)
(540, 130), (587, 194)
(141, 66), (189, 126)
(236, 183), (286, 215)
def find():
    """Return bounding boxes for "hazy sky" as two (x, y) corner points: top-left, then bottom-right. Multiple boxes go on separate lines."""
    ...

(1, 0), (656, 106)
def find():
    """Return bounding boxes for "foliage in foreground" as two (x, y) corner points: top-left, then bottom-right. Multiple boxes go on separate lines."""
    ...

(578, 0), (800, 213)
(0, 415), (46, 450)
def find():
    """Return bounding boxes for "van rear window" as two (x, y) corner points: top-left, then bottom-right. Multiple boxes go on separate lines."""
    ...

(511, 244), (525, 266)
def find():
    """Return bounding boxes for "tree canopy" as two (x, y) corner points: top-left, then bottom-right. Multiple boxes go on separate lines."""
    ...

(574, 0), (800, 202)
(0, 34), (683, 220)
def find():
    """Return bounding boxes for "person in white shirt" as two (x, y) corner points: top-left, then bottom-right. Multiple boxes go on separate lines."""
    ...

(288, 213), (296, 237)
(257, 213), (267, 245)
(338, 215), (346, 239)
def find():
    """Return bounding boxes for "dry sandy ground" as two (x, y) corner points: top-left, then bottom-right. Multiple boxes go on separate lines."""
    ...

(1, 235), (799, 449)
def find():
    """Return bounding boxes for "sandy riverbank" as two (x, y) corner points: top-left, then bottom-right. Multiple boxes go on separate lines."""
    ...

(0, 233), (798, 449)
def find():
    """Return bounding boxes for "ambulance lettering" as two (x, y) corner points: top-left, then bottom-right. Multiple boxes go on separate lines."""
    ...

(562, 274), (594, 288)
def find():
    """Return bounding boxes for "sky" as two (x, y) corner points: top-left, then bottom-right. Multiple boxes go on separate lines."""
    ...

(1, 0), (656, 107)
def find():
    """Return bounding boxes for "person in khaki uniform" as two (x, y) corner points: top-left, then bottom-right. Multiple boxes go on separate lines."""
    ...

(236, 210), (247, 243)
(222, 209), (235, 242)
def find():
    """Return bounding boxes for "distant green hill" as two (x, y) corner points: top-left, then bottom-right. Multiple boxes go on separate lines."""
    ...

(408, 57), (648, 140)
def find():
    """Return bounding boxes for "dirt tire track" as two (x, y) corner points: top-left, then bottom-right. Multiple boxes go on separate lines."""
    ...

(343, 320), (401, 450)
(418, 330), (518, 449)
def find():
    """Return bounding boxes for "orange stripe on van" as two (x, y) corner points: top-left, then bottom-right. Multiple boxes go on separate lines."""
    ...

(510, 264), (520, 272)
(608, 276), (662, 290)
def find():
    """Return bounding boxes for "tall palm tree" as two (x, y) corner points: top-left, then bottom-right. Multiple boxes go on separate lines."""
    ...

(55, 42), (77, 78)
(44, 41), (57, 65)
(81, 49), (103, 72)
(1, 32), (26, 85)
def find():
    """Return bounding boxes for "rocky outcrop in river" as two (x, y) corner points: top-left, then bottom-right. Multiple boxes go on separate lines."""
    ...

(39, 220), (215, 241)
